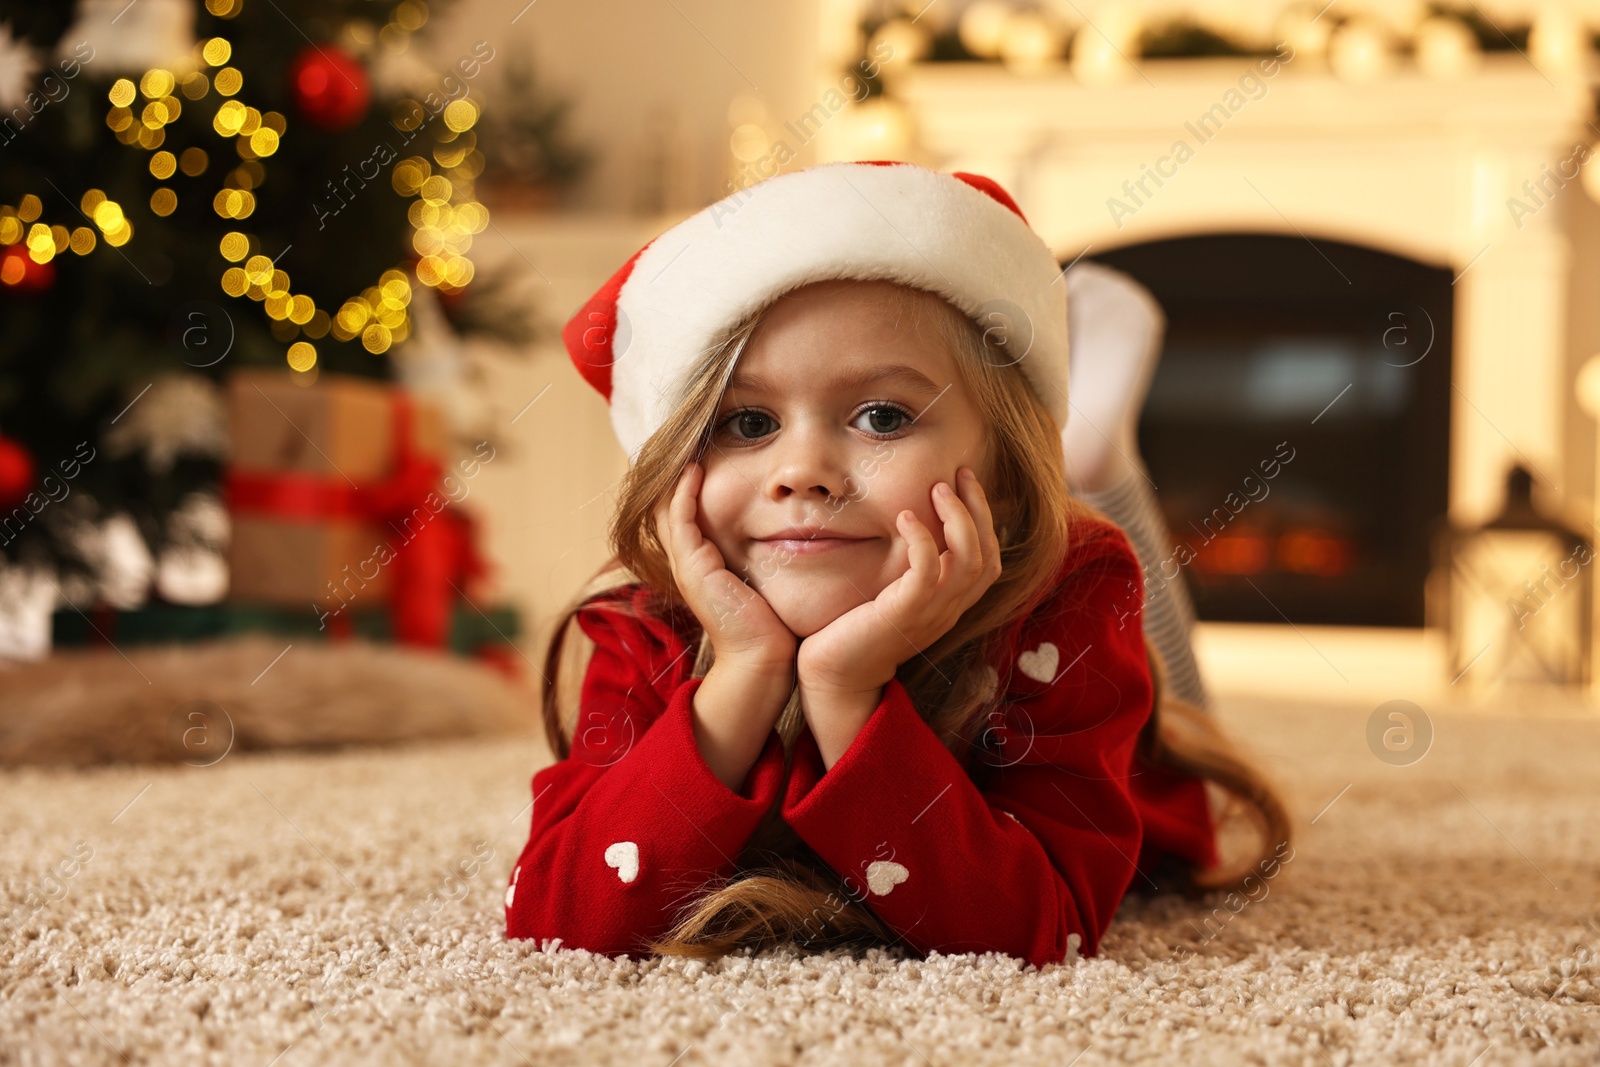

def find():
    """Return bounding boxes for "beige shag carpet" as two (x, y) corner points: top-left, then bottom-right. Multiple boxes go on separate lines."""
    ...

(3, 682), (1598, 1066)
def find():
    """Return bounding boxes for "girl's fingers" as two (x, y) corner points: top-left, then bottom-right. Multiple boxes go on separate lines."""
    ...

(660, 462), (702, 585)
(932, 476), (983, 584)
(657, 470), (683, 554)
(669, 462), (691, 525)
(956, 468), (1002, 580)
(672, 464), (702, 543)
(899, 510), (939, 594)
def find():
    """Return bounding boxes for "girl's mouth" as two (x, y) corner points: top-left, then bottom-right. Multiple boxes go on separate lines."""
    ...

(754, 536), (878, 556)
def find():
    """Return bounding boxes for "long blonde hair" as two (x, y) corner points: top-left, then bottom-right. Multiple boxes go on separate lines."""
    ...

(537, 280), (1292, 959)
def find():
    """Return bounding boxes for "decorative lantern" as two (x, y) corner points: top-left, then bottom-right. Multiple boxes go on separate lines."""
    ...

(1429, 465), (1593, 694)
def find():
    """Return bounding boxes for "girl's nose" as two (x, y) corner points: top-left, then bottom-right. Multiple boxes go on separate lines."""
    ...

(765, 421), (853, 503)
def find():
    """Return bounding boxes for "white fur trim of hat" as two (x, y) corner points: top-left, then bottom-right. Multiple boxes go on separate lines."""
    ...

(562, 160), (1070, 463)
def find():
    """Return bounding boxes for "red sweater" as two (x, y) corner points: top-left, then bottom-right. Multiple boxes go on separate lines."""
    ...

(504, 514), (1218, 968)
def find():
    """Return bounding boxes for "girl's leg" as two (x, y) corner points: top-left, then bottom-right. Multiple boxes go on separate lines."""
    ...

(1063, 261), (1209, 711)
(1076, 460), (1211, 711)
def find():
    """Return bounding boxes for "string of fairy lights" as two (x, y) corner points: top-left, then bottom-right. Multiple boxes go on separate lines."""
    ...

(0, 0), (489, 377)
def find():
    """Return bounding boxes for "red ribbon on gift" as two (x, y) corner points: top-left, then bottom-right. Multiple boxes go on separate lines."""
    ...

(225, 392), (481, 648)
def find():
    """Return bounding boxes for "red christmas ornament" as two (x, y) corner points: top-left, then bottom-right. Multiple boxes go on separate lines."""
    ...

(288, 45), (370, 131)
(0, 435), (35, 509)
(0, 245), (56, 294)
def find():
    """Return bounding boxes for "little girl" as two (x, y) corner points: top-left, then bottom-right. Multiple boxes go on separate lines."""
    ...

(505, 161), (1290, 968)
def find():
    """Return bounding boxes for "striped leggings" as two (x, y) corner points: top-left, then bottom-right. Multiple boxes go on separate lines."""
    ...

(1075, 462), (1211, 712)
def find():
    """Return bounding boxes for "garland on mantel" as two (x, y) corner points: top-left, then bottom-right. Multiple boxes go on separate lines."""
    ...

(852, 2), (1600, 79)
(838, 4), (1600, 195)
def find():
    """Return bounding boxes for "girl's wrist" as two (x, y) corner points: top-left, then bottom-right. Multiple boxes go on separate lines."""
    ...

(798, 678), (887, 700)
(715, 646), (797, 682)
(799, 684), (883, 769)
(719, 627), (796, 660)
(796, 659), (896, 698)
(692, 663), (790, 791)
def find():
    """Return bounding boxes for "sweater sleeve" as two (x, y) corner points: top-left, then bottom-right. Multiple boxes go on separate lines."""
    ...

(504, 599), (787, 957)
(780, 530), (1162, 969)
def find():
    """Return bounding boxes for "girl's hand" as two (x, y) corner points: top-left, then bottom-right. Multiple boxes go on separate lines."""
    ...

(654, 460), (797, 669)
(797, 467), (1003, 696)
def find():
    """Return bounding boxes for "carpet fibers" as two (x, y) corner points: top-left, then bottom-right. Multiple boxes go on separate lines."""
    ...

(2, 690), (1598, 1065)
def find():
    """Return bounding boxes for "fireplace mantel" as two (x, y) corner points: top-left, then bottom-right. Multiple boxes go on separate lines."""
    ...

(837, 54), (1600, 529)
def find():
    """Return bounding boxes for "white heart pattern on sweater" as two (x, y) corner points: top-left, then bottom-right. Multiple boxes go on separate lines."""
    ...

(865, 860), (910, 896)
(1017, 641), (1060, 684)
(604, 841), (640, 883)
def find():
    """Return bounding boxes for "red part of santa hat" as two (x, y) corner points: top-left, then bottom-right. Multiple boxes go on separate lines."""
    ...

(563, 160), (1068, 462)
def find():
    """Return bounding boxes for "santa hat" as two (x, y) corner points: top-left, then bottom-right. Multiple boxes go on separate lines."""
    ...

(563, 160), (1069, 462)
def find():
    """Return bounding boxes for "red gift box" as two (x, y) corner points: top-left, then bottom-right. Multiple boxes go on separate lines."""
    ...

(225, 369), (483, 647)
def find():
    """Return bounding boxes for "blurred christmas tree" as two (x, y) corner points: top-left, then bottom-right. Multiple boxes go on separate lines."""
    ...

(0, 0), (563, 614)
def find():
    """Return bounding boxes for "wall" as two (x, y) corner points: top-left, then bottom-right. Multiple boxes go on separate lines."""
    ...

(430, 0), (824, 213)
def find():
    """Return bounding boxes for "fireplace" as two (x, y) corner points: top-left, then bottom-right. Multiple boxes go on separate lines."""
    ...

(1092, 234), (1453, 626)
(848, 52), (1600, 665)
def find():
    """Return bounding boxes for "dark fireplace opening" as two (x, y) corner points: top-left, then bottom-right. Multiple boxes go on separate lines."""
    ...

(1090, 233), (1452, 627)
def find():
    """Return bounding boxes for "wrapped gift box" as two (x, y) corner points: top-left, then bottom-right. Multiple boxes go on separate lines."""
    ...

(225, 370), (466, 645)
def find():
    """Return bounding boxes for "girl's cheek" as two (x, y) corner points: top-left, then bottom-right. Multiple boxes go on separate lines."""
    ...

(696, 476), (737, 531)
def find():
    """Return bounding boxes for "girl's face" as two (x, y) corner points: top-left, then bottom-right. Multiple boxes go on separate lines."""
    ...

(694, 279), (991, 638)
